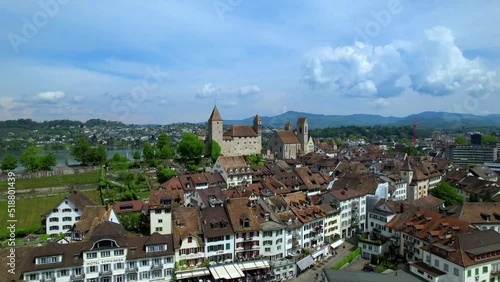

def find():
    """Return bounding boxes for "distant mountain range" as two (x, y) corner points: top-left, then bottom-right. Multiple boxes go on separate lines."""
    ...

(223, 111), (500, 129)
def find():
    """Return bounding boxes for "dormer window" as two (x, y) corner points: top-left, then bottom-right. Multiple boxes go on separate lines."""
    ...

(243, 219), (250, 228)
(147, 245), (166, 253)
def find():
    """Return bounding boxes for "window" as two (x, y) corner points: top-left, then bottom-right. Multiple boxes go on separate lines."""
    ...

(115, 263), (124, 270)
(88, 266), (97, 273)
(74, 268), (82, 276)
(188, 236), (192, 243)
(156, 227), (163, 232)
(63, 216), (72, 221)
(141, 271), (149, 279)
(86, 252), (97, 259)
(49, 218), (59, 222)
(468, 270), (472, 277)
(102, 264), (110, 272)
(158, 219), (163, 223)
(58, 269), (68, 277)
(63, 208), (72, 212)
(454, 267), (459, 276)
(476, 268), (479, 275)
(434, 259), (439, 268)
(114, 249), (124, 256)
(444, 263), (449, 272)
(141, 260), (149, 266)
(483, 266), (488, 273)
(265, 247), (271, 252)
(49, 226), (59, 230)
(101, 251), (110, 258)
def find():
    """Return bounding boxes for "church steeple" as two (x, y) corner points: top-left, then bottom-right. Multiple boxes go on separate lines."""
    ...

(209, 105), (223, 121)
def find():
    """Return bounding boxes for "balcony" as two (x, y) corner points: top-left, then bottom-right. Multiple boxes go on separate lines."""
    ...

(151, 263), (163, 270)
(126, 267), (138, 273)
(70, 274), (85, 280)
(41, 279), (56, 282)
(243, 237), (254, 241)
(99, 270), (112, 276)
(292, 232), (300, 238)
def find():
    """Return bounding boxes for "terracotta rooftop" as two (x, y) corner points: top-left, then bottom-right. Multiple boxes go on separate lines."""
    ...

(447, 202), (500, 223)
(275, 130), (300, 144)
(217, 155), (248, 171)
(202, 206), (234, 238)
(113, 200), (144, 214)
(223, 125), (258, 137)
(411, 195), (445, 210)
(225, 197), (263, 232)
(172, 207), (203, 249)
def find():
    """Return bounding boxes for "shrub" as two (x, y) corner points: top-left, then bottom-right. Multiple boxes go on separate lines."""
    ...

(332, 247), (361, 270)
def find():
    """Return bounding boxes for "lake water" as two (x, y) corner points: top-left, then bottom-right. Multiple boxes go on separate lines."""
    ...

(0, 148), (139, 173)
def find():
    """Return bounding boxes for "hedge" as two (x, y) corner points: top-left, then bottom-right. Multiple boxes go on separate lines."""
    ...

(332, 247), (361, 270)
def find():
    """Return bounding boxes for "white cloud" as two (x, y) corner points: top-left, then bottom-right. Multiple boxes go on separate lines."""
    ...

(239, 85), (261, 97)
(73, 95), (84, 102)
(302, 26), (499, 98)
(35, 91), (65, 102)
(370, 98), (390, 107)
(196, 83), (220, 98)
(410, 26), (498, 97)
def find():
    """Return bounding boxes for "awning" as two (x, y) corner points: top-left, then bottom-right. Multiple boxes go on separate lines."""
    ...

(312, 250), (324, 258)
(330, 239), (344, 249)
(238, 260), (270, 271)
(209, 264), (245, 280)
(175, 268), (210, 280)
(296, 255), (315, 271)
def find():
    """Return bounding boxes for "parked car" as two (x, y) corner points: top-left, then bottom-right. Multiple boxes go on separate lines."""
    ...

(362, 265), (375, 272)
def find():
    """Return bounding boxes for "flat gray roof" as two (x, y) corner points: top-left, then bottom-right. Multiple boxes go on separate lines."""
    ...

(324, 268), (426, 282)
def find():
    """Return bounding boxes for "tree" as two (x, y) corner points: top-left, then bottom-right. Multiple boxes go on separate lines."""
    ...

(246, 154), (264, 166)
(454, 135), (468, 145)
(482, 134), (500, 144)
(143, 142), (156, 163)
(110, 152), (128, 163)
(71, 137), (92, 165)
(1, 153), (18, 171)
(210, 140), (221, 162)
(20, 143), (42, 172)
(93, 145), (108, 165)
(157, 167), (176, 183)
(133, 151), (141, 161)
(20, 143), (56, 172)
(177, 133), (204, 164)
(429, 182), (464, 207)
(157, 133), (175, 159)
(37, 153), (56, 170)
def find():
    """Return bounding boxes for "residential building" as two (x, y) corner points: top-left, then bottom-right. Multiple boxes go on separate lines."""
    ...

(445, 202), (500, 233)
(69, 205), (119, 241)
(148, 192), (173, 235)
(213, 156), (252, 188)
(201, 206), (235, 264)
(22, 221), (176, 282)
(172, 207), (205, 267)
(42, 190), (96, 236)
(410, 230), (500, 282)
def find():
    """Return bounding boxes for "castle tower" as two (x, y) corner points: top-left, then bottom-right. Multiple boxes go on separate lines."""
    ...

(253, 114), (262, 136)
(297, 117), (309, 153)
(207, 106), (223, 154)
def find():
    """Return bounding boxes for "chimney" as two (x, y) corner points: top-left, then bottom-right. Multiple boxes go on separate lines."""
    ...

(264, 213), (270, 221)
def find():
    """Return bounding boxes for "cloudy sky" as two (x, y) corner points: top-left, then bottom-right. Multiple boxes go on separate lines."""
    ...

(1, 0), (499, 124)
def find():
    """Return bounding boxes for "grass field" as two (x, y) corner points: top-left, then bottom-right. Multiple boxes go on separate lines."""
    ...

(0, 189), (101, 239)
(0, 170), (99, 191)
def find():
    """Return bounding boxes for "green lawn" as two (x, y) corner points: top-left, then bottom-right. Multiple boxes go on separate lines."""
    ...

(136, 191), (150, 199)
(0, 170), (99, 191)
(0, 189), (101, 239)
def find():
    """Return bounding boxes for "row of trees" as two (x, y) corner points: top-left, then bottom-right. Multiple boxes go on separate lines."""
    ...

(1, 143), (56, 172)
(455, 134), (500, 145)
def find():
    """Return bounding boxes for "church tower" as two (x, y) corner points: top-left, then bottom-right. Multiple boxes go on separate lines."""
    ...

(297, 117), (309, 153)
(253, 114), (262, 136)
(400, 158), (413, 184)
(208, 106), (223, 153)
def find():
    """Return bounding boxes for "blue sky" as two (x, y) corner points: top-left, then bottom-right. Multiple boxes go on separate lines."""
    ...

(1, 0), (499, 124)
